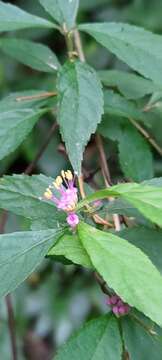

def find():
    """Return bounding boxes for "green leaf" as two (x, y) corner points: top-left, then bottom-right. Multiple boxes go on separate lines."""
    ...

(80, 0), (110, 11)
(122, 316), (162, 360)
(99, 117), (153, 181)
(0, 38), (60, 73)
(0, 229), (61, 298)
(118, 124), (153, 181)
(77, 183), (162, 227)
(55, 314), (122, 360)
(79, 22), (162, 87)
(0, 174), (64, 223)
(99, 70), (160, 100)
(0, 1), (56, 32)
(119, 227), (162, 274)
(0, 108), (46, 160)
(105, 199), (152, 227)
(39, 0), (79, 29)
(103, 90), (147, 122)
(48, 232), (92, 268)
(144, 177), (162, 187)
(78, 222), (162, 327)
(57, 60), (104, 174)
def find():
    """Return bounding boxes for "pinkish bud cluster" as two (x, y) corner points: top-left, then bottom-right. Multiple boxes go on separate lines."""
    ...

(67, 213), (79, 228)
(106, 295), (130, 317)
(43, 170), (79, 229)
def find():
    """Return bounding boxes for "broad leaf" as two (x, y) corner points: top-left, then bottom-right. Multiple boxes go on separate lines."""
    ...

(0, 38), (60, 73)
(57, 60), (103, 174)
(79, 22), (162, 87)
(77, 183), (162, 227)
(99, 117), (153, 181)
(0, 174), (65, 223)
(143, 177), (162, 187)
(39, 0), (79, 29)
(99, 70), (161, 100)
(0, 108), (46, 160)
(80, 0), (112, 10)
(118, 125), (153, 181)
(48, 232), (92, 268)
(103, 90), (147, 123)
(0, 229), (61, 298)
(120, 227), (162, 274)
(105, 199), (152, 227)
(55, 314), (122, 359)
(78, 222), (162, 327)
(0, 1), (56, 32)
(122, 316), (162, 360)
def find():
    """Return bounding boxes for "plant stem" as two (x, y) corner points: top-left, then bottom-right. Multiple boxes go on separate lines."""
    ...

(5, 295), (17, 360)
(129, 117), (162, 156)
(25, 122), (58, 175)
(130, 313), (157, 336)
(94, 272), (111, 295)
(16, 92), (57, 102)
(74, 29), (85, 62)
(95, 134), (121, 231)
(95, 133), (112, 186)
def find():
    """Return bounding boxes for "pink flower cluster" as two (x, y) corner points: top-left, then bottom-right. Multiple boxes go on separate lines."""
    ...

(43, 170), (79, 229)
(106, 295), (130, 317)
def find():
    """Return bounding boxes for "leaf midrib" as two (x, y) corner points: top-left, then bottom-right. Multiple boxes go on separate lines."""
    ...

(0, 231), (60, 268)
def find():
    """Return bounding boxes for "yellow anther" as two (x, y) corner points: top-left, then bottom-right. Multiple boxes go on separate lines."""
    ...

(53, 176), (63, 189)
(61, 170), (66, 178)
(66, 202), (76, 211)
(53, 181), (59, 189)
(46, 187), (52, 193)
(56, 176), (63, 186)
(65, 170), (73, 181)
(44, 191), (52, 200)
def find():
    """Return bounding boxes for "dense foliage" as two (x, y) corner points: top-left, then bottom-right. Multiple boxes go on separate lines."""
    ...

(1, 0), (162, 358)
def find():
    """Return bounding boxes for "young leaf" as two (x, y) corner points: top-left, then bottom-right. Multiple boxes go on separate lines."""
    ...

(0, 108), (46, 160)
(57, 60), (104, 174)
(99, 70), (161, 100)
(122, 316), (162, 360)
(79, 22), (162, 87)
(77, 183), (162, 227)
(119, 227), (162, 274)
(55, 314), (122, 360)
(0, 174), (64, 222)
(39, 0), (79, 30)
(0, 229), (61, 298)
(78, 222), (162, 327)
(48, 232), (92, 268)
(0, 1), (56, 32)
(0, 38), (60, 73)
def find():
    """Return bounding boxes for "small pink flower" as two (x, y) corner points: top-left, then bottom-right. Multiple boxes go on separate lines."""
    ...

(106, 294), (130, 317)
(118, 306), (126, 315)
(67, 213), (79, 228)
(93, 200), (102, 208)
(43, 170), (79, 229)
(110, 295), (120, 305)
(112, 306), (119, 315)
